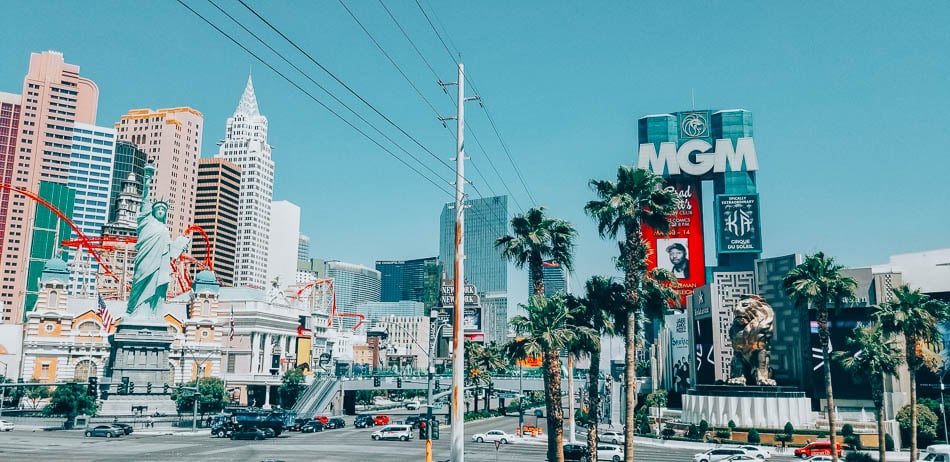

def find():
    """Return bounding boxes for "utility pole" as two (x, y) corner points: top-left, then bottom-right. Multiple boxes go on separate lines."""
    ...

(568, 355), (575, 443)
(425, 309), (438, 462)
(440, 61), (478, 462)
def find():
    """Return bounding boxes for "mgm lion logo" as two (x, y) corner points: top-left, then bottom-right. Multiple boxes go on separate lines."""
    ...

(727, 294), (776, 386)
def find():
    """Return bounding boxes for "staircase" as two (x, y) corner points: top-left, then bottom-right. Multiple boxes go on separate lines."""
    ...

(293, 377), (341, 417)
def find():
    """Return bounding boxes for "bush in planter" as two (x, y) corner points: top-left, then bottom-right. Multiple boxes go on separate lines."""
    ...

(783, 422), (794, 436)
(844, 452), (873, 462)
(728, 420), (737, 431)
(774, 433), (793, 447)
(885, 433), (895, 451)
(747, 428), (760, 444)
(714, 428), (732, 439)
(843, 435), (862, 450)
(687, 424), (700, 439)
(841, 423), (855, 437)
(661, 423), (676, 439)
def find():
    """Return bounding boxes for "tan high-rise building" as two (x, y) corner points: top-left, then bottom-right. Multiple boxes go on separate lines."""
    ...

(193, 158), (240, 286)
(0, 51), (98, 324)
(115, 107), (202, 237)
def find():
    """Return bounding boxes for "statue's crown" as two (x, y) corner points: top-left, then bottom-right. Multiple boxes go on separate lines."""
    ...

(153, 199), (170, 210)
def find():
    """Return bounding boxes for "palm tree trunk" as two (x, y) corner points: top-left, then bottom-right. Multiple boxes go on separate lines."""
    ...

(876, 398), (886, 462)
(910, 366), (918, 462)
(474, 385), (479, 413)
(818, 309), (839, 462)
(544, 349), (565, 462)
(587, 348), (601, 462)
(624, 313), (636, 462)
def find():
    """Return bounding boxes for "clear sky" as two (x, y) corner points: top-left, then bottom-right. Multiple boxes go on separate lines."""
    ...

(2, 1), (948, 309)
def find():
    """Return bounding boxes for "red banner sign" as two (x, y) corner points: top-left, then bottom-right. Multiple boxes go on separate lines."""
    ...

(642, 178), (706, 304)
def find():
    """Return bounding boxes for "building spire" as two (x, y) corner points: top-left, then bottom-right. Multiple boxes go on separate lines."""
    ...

(234, 74), (260, 117)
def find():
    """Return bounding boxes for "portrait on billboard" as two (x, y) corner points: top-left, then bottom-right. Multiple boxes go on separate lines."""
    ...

(657, 238), (690, 279)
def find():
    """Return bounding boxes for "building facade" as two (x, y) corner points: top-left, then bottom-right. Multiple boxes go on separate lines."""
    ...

(439, 195), (508, 343)
(66, 122), (116, 297)
(0, 51), (99, 324)
(298, 235), (310, 262)
(24, 181), (75, 315)
(114, 106), (202, 237)
(327, 261), (381, 330)
(0, 92), (21, 266)
(376, 257), (438, 303)
(374, 314), (431, 371)
(217, 76), (274, 290)
(267, 200), (300, 290)
(527, 260), (570, 298)
(193, 158), (240, 287)
(106, 141), (146, 223)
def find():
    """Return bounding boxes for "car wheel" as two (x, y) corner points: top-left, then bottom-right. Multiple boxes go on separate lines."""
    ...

(106, 433), (113, 438)
(401, 435), (409, 441)
(612, 439), (618, 445)
(476, 437), (484, 443)
(372, 435), (380, 440)
(501, 439), (508, 444)
(613, 456), (620, 462)
(85, 431), (92, 437)
(230, 435), (236, 440)
(256, 435), (263, 440)
(579, 456), (589, 462)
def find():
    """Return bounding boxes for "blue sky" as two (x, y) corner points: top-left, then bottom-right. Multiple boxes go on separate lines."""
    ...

(2, 1), (949, 308)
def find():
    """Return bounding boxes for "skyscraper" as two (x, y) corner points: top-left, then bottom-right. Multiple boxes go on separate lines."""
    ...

(217, 76), (274, 290)
(99, 173), (141, 300)
(439, 195), (508, 343)
(0, 92), (21, 261)
(267, 200), (300, 290)
(0, 51), (99, 323)
(298, 234), (310, 262)
(326, 261), (381, 330)
(66, 122), (116, 297)
(376, 257), (438, 303)
(107, 141), (146, 223)
(527, 260), (570, 298)
(193, 158), (240, 287)
(114, 106), (203, 237)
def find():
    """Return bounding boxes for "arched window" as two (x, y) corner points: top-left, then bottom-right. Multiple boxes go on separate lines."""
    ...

(77, 321), (99, 335)
(74, 360), (97, 381)
(201, 300), (211, 317)
(48, 290), (59, 307)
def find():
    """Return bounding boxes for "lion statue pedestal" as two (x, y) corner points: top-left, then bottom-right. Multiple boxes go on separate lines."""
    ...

(682, 295), (814, 429)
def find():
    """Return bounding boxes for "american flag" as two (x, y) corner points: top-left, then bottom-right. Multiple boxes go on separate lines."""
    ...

(97, 294), (112, 333)
(229, 307), (235, 341)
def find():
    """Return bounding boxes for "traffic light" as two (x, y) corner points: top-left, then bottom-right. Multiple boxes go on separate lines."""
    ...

(146, 382), (152, 394)
(431, 420), (440, 440)
(163, 383), (169, 394)
(120, 377), (129, 395)
(434, 379), (440, 391)
(396, 378), (403, 389)
(487, 383), (494, 399)
(87, 376), (98, 397)
(129, 381), (135, 394)
(373, 376), (381, 387)
(419, 421), (428, 439)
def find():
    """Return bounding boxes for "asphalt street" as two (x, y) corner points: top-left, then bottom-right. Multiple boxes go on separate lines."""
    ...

(0, 412), (807, 462)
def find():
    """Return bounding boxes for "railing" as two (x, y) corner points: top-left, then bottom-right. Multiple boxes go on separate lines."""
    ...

(292, 377), (340, 417)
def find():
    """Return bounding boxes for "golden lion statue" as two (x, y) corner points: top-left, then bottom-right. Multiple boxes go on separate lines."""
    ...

(727, 294), (776, 386)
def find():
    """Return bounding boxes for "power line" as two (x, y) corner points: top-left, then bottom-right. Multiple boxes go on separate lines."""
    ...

(237, 0), (455, 174)
(205, 0), (453, 187)
(175, 0), (453, 198)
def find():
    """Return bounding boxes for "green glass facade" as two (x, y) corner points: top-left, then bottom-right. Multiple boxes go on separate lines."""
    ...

(24, 181), (76, 316)
(108, 141), (146, 222)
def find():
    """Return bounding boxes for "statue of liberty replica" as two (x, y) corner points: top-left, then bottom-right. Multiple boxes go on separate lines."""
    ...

(102, 163), (189, 413)
(126, 163), (190, 321)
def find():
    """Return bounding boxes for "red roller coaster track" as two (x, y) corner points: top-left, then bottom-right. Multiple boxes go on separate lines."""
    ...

(294, 278), (365, 330)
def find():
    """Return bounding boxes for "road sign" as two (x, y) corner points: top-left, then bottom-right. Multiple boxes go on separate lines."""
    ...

(497, 392), (518, 399)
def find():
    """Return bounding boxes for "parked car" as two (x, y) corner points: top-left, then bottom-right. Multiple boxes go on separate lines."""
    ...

(794, 441), (842, 458)
(354, 415), (376, 428)
(0, 420), (14, 431)
(694, 448), (748, 462)
(301, 420), (324, 433)
(405, 400), (421, 410)
(312, 415), (329, 424)
(473, 430), (516, 444)
(738, 445), (772, 460)
(924, 445), (950, 461)
(289, 418), (310, 432)
(372, 414), (390, 425)
(802, 457), (833, 462)
(371, 425), (414, 441)
(85, 425), (124, 438)
(596, 444), (624, 462)
(563, 443), (589, 462)
(230, 426), (267, 440)
(404, 416), (424, 429)
(324, 418), (346, 429)
(722, 456), (758, 462)
(112, 423), (134, 435)
(597, 430), (625, 445)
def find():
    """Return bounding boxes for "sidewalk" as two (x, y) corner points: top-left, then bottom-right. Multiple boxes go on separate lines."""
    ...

(628, 433), (913, 461)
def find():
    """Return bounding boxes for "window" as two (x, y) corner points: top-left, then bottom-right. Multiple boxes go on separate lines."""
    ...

(74, 360), (97, 381)
(77, 321), (99, 335)
(44, 323), (55, 333)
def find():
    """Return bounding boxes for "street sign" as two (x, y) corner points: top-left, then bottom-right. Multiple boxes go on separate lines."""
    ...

(496, 392), (518, 399)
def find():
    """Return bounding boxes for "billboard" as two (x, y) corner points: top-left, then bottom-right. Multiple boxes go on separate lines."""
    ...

(643, 178), (707, 304)
(715, 194), (763, 254)
(440, 282), (484, 338)
(665, 311), (691, 393)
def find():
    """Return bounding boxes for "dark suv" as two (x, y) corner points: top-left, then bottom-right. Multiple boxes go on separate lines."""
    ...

(354, 415), (376, 428)
(564, 443), (589, 462)
(404, 416), (423, 429)
(325, 418), (346, 429)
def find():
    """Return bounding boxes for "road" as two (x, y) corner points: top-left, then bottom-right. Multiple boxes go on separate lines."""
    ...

(0, 412), (804, 462)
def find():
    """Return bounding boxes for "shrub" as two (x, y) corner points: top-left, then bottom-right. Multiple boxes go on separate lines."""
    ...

(714, 428), (732, 438)
(841, 423), (854, 437)
(844, 452), (873, 462)
(885, 433), (895, 451)
(783, 422), (794, 435)
(844, 435), (862, 450)
(661, 423), (676, 439)
(774, 433), (793, 444)
(699, 419), (710, 436)
(747, 428), (760, 444)
(687, 424), (700, 439)
(897, 403), (939, 446)
(728, 420), (737, 430)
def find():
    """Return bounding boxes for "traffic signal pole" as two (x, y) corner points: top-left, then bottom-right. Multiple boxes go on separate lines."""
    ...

(426, 309), (437, 462)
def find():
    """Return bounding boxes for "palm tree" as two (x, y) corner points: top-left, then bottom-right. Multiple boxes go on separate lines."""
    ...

(466, 342), (507, 412)
(834, 323), (903, 462)
(873, 285), (950, 461)
(567, 276), (626, 462)
(585, 166), (679, 461)
(496, 206), (577, 299)
(508, 294), (595, 462)
(783, 252), (857, 462)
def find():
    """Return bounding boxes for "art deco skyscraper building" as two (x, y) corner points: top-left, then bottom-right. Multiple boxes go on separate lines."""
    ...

(217, 76), (274, 289)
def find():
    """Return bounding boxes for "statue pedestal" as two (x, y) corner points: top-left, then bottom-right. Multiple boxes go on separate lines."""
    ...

(105, 320), (174, 396)
(682, 385), (814, 429)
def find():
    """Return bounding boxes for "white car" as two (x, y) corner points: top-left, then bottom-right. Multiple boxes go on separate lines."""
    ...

(0, 420), (13, 431)
(738, 445), (772, 459)
(803, 457), (833, 462)
(694, 448), (748, 462)
(472, 430), (516, 444)
(370, 425), (414, 441)
(596, 444), (624, 462)
(405, 400), (421, 410)
(597, 430), (625, 445)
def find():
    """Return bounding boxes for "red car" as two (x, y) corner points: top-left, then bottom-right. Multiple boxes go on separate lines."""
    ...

(794, 441), (842, 458)
(372, 415), (390, 425)
(312, 415), (329, 424)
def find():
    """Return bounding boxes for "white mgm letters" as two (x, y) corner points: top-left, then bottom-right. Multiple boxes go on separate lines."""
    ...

(638, 137), (758, 176)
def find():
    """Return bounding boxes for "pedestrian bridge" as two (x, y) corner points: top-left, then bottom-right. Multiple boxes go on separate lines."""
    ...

(338, 374), (586, 392)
